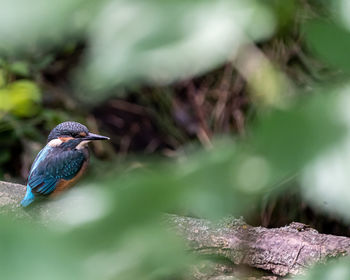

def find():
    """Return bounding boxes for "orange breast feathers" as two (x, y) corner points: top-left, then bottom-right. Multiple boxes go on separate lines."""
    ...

(51, 160), (89, 197)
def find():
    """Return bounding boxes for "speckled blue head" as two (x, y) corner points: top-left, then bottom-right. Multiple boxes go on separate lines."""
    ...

(47, 121), (109, 143)
(47, 121), (89, 142)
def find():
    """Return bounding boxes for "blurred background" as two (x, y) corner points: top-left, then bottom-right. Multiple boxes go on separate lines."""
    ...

(2, 0), (350, 279)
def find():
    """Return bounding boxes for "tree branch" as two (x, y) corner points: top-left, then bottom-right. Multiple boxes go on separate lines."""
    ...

(166, 215), (350, 277)
(1, 181), (349, 278)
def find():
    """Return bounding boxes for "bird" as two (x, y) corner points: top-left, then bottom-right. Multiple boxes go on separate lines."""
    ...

(21, 121), (110, 207)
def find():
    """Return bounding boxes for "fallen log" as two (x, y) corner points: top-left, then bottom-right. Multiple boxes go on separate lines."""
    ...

(166, 214), (350, 277)
(1, 181), (349, 278)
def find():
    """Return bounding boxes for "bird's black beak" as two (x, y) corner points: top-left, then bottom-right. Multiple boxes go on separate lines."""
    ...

(86, 132), (110, 141)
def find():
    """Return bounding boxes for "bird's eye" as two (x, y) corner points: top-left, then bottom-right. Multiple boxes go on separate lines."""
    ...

(76, 132), (87, 138)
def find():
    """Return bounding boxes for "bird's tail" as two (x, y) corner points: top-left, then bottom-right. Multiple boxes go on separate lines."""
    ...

(21, 185), (35, 207)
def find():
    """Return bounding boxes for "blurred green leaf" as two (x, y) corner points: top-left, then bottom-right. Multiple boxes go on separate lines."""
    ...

(295, 258), (350, 280)
(304, 19), (350, 73)
(301, 88), (350, 222)
(265, 0), (296, 32)
(0, 0), (96, 50)
(9, 61), (30, 77)
(79, 225), (191, 280)
(0, 80), (41, 117)
(252, 91), (344, 177)
(78, 0), (275, 97)
(0, 217), (84, 280)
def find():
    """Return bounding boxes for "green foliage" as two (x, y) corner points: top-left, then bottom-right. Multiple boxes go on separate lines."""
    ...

(0, 217), (83, 280)
(0, 89), (346, 280)
(80, 0), (274, 95)
(304, 20), (350, 74)
(9, 61), (31, 77)
(295, 258), (350, 280)
(0, 0), (275, 99)
(0, 80), (41, 117)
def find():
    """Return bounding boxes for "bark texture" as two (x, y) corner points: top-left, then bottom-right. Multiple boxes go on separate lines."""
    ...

(1, 181), (350, 278)
(166, 215), (350, 277)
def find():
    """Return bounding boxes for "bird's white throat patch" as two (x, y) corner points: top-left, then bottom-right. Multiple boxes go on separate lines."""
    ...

(76, 140), (91, 150)
(48, 138), (63, 147)
(48, 138), (90, 149)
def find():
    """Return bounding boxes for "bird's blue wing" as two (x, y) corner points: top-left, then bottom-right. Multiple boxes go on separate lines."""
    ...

(27, 148), (85, 196)
(22, 145), (52, 206)
(30, 145), (51, 173)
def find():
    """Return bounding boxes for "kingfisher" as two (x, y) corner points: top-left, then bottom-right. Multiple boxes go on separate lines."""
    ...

(21, 121), (110, 207)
